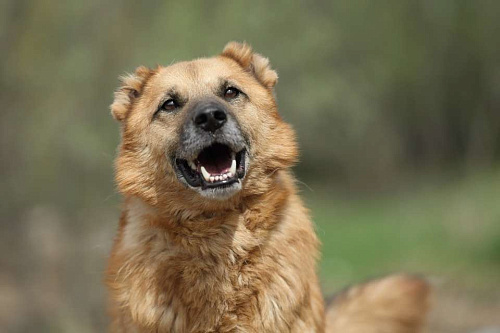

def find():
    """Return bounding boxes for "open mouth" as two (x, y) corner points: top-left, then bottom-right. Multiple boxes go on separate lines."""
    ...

(175, 143), (246, 189)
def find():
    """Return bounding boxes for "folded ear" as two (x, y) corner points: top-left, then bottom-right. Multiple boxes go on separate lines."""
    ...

(221, 42), (278, 89)
(110, 66), (153, 122)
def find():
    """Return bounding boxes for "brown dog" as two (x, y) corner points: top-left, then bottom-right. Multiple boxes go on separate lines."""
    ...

(106, 42), (430, 332)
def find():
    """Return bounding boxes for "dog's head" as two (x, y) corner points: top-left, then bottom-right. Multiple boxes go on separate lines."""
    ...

(111, 42), (298, 207)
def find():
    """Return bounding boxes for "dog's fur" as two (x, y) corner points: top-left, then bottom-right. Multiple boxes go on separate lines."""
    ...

(106, 42), (430, 332)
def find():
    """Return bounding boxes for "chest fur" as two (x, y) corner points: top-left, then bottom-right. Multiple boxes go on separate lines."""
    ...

(107, 200), (320, 332)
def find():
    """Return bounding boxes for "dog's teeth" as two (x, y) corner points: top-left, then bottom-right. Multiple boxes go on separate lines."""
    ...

(200, 166), (211, 181)
(188, 161), (197, 170)
(216, 176), (221, 181)
(229, 159), (236, 176)
(227, 172), (233, 178)
(222, 174), (228, 180)
(209, 176), (215, 182)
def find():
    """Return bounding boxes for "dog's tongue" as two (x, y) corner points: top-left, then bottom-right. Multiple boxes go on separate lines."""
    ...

(197, 144), (232, 174)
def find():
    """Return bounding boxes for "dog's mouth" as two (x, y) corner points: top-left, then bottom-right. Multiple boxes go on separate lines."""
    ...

(175, 143), (247, 189)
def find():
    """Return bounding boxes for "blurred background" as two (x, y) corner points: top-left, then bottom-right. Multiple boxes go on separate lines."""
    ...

(1, 1), (499, 332)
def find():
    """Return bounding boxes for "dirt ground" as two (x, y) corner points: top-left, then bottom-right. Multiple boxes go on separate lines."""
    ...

(427, 287), (500, 333)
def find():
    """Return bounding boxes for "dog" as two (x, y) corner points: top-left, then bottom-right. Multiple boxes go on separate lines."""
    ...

(106, 42), (430, 332)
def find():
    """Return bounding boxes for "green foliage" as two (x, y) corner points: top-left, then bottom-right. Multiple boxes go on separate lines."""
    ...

(308, 170), (500, 293)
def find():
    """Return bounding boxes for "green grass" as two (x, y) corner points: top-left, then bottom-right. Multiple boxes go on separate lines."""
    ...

(303, 170), (500, 294)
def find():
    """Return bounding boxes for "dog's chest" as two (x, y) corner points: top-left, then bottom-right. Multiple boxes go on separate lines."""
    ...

(117, 219), (269, 332)
(110, 197), (319, 332)
(167, 248), (259, 332)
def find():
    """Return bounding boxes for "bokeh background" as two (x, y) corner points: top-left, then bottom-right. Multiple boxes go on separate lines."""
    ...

(1, 1), (499, 332)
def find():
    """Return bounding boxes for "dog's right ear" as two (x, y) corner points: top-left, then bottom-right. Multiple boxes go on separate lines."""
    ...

(110, 66), (153, 122)
(221, 42), (278, 90)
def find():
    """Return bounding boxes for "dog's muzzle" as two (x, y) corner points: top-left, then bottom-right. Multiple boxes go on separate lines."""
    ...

(172, 100), (249, 199)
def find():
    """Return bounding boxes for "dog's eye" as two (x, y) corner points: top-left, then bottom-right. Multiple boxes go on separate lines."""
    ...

(224, 87), (240, 100)
(160, 99), (177, 112)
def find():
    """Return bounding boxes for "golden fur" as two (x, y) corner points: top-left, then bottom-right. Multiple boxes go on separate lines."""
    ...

(106, 42), (430, 332)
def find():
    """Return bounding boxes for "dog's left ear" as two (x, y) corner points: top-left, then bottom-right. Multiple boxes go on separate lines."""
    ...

(110, 66), (153, 122)
(221, 42), (278, 89)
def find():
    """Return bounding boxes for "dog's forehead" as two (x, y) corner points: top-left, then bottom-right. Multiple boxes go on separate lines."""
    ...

(152, 57), (240, 93)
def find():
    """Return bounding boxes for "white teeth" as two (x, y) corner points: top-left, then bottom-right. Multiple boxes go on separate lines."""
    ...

(200, 159), (237, 183)
(200, 166), (211, 181)
(229, 159), (236, 176)
(188, 160), (197, 170)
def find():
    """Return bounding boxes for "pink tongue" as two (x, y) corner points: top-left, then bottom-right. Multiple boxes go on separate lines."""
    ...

(203, 158), (231, 174)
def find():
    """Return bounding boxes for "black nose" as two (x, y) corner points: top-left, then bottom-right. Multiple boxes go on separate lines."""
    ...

(193, 106), (227, 132)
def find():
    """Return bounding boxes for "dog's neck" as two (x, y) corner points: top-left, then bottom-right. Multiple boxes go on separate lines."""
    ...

(120, 170), (293, 256)
(108, 170), (325, 331)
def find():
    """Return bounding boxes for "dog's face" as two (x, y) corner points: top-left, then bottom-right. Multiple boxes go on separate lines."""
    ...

(111, 42), (298, 207)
